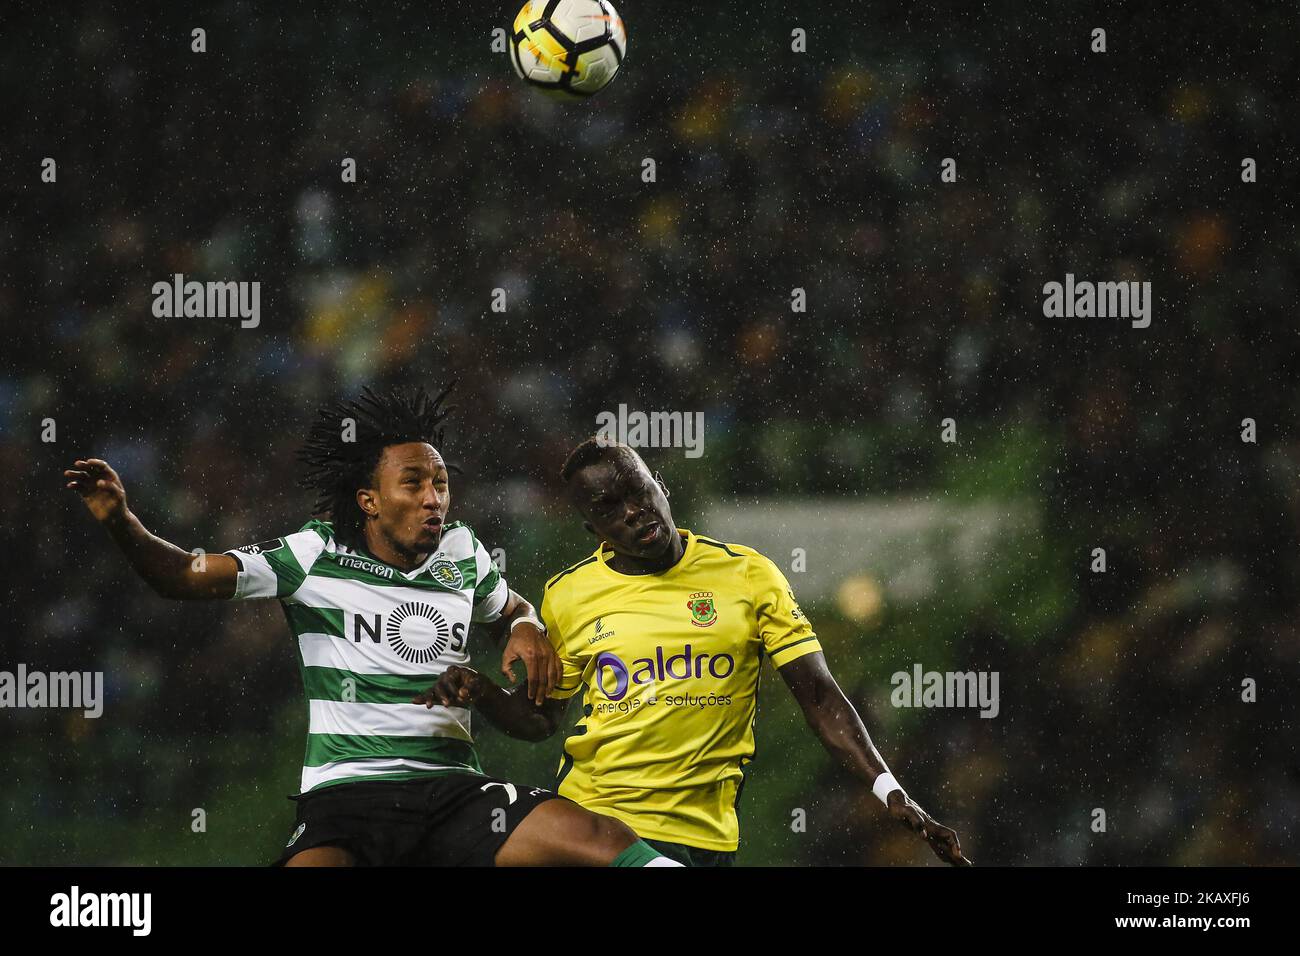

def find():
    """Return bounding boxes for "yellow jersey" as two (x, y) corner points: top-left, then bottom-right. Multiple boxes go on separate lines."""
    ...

(540, 528), (821, 852)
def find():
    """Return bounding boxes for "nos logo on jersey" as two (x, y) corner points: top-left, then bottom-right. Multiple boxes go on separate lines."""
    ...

(356, 600), (467, 660)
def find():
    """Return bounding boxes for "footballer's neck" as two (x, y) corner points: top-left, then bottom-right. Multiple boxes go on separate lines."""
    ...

(362, 528), (432, 573)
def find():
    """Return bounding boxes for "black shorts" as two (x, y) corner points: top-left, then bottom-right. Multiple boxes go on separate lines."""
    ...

(274, 773), (563, 866)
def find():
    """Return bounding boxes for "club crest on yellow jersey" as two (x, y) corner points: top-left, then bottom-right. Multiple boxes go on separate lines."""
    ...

(687, 591), (717, 627)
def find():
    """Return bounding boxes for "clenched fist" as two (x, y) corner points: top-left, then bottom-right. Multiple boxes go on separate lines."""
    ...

(412, 665), (489, 709)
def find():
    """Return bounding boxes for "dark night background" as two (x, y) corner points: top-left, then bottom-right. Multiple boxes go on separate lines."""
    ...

(2, 1), (1297, 864)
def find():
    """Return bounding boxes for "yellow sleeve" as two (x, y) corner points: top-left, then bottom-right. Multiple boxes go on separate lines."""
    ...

(541, 588), (586, 700)
(750, 554), (822, 668)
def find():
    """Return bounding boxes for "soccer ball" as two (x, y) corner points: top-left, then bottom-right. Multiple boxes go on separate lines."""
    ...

(509, 0), (627, 101)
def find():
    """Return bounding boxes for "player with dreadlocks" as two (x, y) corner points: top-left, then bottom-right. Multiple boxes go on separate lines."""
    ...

(63, 385), (681, 867)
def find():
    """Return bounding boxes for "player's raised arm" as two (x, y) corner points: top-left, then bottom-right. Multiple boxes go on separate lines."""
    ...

(753, 554), (971, 866)
(64, 458), (238, 600)
(778, 652), (971, 866)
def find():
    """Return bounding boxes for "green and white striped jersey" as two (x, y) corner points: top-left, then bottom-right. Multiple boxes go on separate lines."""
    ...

(224, 519), (509, 793)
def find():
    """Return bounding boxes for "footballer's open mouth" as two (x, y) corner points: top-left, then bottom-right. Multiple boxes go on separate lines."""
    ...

(422, 517), (444, 532)
(634, 522), (662, 545)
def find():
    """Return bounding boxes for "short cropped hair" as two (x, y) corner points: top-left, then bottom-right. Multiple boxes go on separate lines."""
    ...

(560, 436), (643, 484)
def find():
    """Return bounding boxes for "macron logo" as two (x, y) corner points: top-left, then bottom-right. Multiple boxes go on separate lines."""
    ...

(49, 886), (151, 937)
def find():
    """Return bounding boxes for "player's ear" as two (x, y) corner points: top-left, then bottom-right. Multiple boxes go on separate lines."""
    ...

(356, 487), (378, 518)
(653, 470), (670, 499)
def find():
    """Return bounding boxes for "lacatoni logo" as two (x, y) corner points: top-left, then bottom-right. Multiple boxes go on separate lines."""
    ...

(594, 646), (734, 702)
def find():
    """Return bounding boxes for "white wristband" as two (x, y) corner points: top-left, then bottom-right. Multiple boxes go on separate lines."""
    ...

(872, 772), (904, 806)
(509, 615), (542, 632)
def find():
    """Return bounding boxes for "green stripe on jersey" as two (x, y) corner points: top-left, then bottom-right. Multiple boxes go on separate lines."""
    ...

(266, 542), (309, 597)
(452, 555), (478, 588)
(302, 667), (440, 705)
(299, 519), (334, 544)
(304, 733), (482, 770)
(284, 604), (344, 637)
(474, 563), (501, 606)
(464, 526), (496, 602)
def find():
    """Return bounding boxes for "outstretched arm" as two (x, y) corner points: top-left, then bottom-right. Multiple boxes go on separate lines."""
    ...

(64, 458), (238, 600)
(779, 651), (971, 865)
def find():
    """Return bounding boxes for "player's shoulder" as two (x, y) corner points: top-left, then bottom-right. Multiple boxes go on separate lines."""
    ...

(437, 520), (479, 557)
(691, 532), (786, 584)
(294, 518), (335, 545)
(232, 519), (333, 555)
(692, 532), (766, 564)
(544, 550), (601, 593)
(228, 519), (333, 579)
(285, 519), (336, 567)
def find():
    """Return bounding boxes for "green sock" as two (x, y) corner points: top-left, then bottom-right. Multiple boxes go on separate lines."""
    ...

(610, 839), (666, 867)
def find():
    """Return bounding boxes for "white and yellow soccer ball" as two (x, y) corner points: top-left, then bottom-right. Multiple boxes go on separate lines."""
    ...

(509, 0), (627, 101)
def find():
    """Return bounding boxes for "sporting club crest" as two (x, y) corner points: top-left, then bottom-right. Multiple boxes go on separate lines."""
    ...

(428, 558), (464, 589)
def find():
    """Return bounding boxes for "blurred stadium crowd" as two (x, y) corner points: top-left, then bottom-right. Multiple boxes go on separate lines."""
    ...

(2, 4), (1297, 863)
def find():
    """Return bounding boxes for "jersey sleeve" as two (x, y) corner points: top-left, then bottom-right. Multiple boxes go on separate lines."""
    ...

(750, 553), (822, 667)
(223, 523), (329, 601)
(540, 588), (586, 700)
(470, 539), (510, 623)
